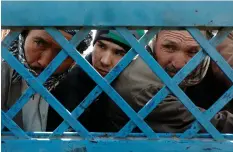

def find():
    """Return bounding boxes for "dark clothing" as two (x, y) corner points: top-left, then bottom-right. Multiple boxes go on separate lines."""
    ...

(2, 53), (107, 132)
(186, 65), (233, 113)
(1, 61), (24, 129)
(105, 57), (233, 133)
(47, 53), (108, 131)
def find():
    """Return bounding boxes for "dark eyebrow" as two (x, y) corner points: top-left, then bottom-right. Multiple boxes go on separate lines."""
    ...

(98, 40), (126, 53)
(97, 40), (106, 46)
(162, 40), (177, 45)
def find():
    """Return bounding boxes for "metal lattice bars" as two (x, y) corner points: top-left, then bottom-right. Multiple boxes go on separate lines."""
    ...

(2, 28), (233, 137)
(1, 1), (233, 152)
(1, 29), (91, 131)
(117, 28), (233, 138)
(50, 27), (161, 137)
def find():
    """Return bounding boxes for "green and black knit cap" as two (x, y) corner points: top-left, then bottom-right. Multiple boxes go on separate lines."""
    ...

(93, 30), (145, 51)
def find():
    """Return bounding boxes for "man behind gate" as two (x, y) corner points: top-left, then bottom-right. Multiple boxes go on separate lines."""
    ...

(46, 30), (145, 131)
(105, 30), (233, 133)
(1, 29), (92, 131)
(186, 31), (233, 113)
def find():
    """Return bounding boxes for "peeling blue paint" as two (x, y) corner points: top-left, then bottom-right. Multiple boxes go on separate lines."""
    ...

(1, 1), (233, 152)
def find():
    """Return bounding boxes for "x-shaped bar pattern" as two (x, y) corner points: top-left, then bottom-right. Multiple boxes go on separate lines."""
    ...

(187, 28), (233, 82)
(45, 27), (158, 139)
(181, 86), (233, 138)
(1, 111), (29, 138)
(116, 27), (225, 140)
(1, 28), (92, 138)
(1, 29), (91, 131)
(50, 27), (161, 137)
(116, 28), (232, 138)
(2, 27), (232, 140)
(179, 27), (233, 138)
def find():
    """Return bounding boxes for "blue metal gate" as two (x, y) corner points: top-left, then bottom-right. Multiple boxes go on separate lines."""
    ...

(1, 1), (233, 152)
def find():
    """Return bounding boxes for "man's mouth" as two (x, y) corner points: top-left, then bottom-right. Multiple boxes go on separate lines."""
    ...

(165, 67), (179, 77)
(168, 72), (175, 77)
(96, 68), (109, 76)
(32, 68), (44, 75)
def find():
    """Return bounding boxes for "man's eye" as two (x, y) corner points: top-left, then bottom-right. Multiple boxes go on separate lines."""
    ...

(98, 43), (105, 49)
(34, 40), (46, 47)
(188, 50), (198, 57)
(115, 50), (126, 56)
(163, 45), (176, 52)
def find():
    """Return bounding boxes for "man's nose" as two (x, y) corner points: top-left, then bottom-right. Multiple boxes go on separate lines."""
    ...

(100, 52), (112, 67)
(37, 50), (56, 67)
(172, 52), (188, 70)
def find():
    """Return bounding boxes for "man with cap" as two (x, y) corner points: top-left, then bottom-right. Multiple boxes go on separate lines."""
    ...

(46, 30), (144, 131)
(1, 29), (92, 131)
(104, 30), (233, 133)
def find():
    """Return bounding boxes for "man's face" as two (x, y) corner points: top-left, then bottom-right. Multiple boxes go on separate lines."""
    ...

(212, 34), (233, 87)
(154, 30), (201, 77)
(92, 40), (126, 76)
(24, 30), (74, 74)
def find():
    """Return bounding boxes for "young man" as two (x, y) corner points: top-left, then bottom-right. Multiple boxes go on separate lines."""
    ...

(1, 30), (92, 131)
(105, 30), (233, 133)
(46, 30), (145, 131)
(186, 31), (233, 113)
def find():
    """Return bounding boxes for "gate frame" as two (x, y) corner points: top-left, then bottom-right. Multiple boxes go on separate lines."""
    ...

(2, 1), (233, 152)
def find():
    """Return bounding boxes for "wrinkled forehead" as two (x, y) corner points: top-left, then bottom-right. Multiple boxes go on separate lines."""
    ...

(27, 30), (72, 39)
(157, 30), (204, 46)
(27, 30), (73, 44)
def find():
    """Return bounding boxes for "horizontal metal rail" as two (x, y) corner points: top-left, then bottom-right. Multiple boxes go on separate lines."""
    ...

(2, 1), (233, 27)
(1, 1), (233, 152)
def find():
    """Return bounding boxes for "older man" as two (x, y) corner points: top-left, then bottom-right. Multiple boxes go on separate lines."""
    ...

(186, 31), (233, 113)
(1, 29), (92, 131)
(105, 30), (233, 133)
